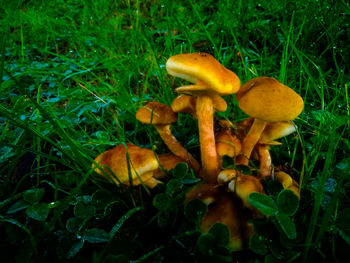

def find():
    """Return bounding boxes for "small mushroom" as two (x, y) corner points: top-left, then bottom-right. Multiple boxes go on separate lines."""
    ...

(166, 53), (240, 183)
(257, 121), (297, 178)
(228, 173), (264, 212)
(136, 102), (200, 174)
(171, 94), (197, 117)
(217, 169), (238, 184)
(274, 171), (300, 198)
(200, 193), (247, 251)
(215, 130), (241, 170)
(92, 143), (161, 188)
(235, 77), (304, 165)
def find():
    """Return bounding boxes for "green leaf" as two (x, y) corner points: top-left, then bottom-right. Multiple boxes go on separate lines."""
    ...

(66, 217), (85, 234)
(339, 230), (350, 245)
(277, 189), (299, 216)
(166, 179), (183, 196)
(172, 162), (189, 178)
(249, 193), (278, 216)
(197, 233), (216, 254)
(74, 201), (96, 217)
(276, 213), (297, 239)
(266, 180), (284, 197)
(102, 255), (129, 263)
(6, 199), (30, 214)
(222, 155), (235, 169)
(184, 199), (208, 223)
(153, 193), (170, 210)
(84, 228), (110, 243)
(67, 239), (85, 258)
(23, 188), (45, 204)
(208, 223), (230, 246)
(249, 234), (268, 255)
(26, 203), (50, 221)
(235, 164), (252, 175)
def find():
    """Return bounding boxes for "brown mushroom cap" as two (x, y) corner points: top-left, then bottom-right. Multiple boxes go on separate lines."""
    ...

(237, 77), (304, 122)
(171, 94), (196, 115)
(166, 53), (240, 95)
(92, 143), (159, 186)
(153, 153), (186, 178)
(136, 102), (177, 125)
(216, 131), (241, 158)
(228, 174), (264, 209)
(200, 193), (245, 251)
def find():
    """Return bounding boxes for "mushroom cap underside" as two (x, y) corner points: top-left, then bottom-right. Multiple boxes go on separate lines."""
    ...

(166, 53), (240, 95)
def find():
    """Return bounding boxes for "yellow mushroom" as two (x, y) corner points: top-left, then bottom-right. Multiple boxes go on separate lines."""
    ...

(235, 77), (304, 166)
(136, 102), (200, 174)
(92, 143), (161, 188)
(166, 53), (240, 183)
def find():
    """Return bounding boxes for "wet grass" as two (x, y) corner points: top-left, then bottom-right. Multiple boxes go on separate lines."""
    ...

(0, 0), (349, 262)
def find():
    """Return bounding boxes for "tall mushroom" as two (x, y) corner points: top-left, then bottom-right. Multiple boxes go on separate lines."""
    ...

(92, 143), (161, 188)
(136, 102), (200, 174)
(166, 53), (240, 183)
(235, 77), (304, 166)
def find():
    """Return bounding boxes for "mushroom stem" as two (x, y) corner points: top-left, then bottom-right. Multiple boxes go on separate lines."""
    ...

(257, 144), (271, 178)
(236, 118), (267, 165)
(155, 125), (200, 174)
(196, 94), (218, 183)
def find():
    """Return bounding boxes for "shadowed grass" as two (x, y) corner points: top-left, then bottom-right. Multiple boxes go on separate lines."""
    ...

(1, 0), (349, 262)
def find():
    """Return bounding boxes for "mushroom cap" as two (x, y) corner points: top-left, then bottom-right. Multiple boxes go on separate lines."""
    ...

(216, 131), (241, 158)
(136, 102), (177, 125)
(166, 53), (241, 95)
(200, 193), (244, 251)
(171, 94), (196, 115)
(153, 153), (186, 179)
(260, 121), (296, 144)
(274, 171), (293, 188)
(228, 174), (264, 208)
(92, 143), (158, 185)
(237, 77), (304, 122)
(171, 94), (227, 116)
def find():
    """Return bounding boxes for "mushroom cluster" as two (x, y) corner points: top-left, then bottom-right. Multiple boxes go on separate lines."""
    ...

(92, 53), (304, 251)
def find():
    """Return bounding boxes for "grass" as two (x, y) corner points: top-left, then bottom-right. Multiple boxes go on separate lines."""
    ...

(1, 0), (350, 262)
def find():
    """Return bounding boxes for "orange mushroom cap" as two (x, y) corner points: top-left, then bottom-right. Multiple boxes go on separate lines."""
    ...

(237, 77), (304, 122)
(136, 102), (177, 125)
(166, 53), (240, 95)
(92, 143), (158, 186)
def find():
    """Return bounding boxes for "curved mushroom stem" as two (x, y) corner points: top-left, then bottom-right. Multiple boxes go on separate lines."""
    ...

(257, 144), (271, 179)
(236, 118), (267, 166)
(155, 125), (200, 174)
(196, 94), (218, 183)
